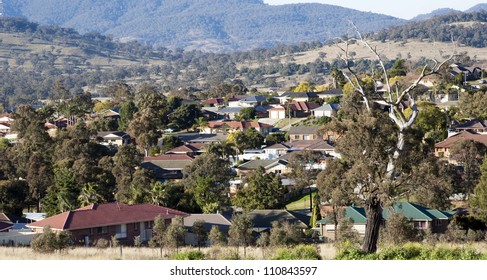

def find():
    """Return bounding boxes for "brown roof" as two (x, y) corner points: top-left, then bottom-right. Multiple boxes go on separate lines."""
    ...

(201, 98), (224, 105)
(144, 154), (194, 161)
(289, 101), (320, 112)
(167, 143), (207, 154)
(435, 131), (487, 149)
(268, 106), (285, 111)
(27, 203), (189, 230)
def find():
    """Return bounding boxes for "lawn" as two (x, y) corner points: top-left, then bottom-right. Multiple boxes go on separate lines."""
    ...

(285, 190), (317, 211)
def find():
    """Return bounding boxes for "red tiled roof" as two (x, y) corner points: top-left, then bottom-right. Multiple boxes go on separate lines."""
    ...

(201, 98), (224, 105)
(27, 203), (189, 230)
(435, 131), (487, 149)
(268, 106), (285, 111)
(144, 154), (195, 161)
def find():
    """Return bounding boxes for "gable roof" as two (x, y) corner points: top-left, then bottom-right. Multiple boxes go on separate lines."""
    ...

(288, 126), (320, 135)
(201, 98), (225, 105)
(455, 119), (487, 131)
(166, 143), (206, 154)
(237, 159), (288, 171)
(27, 203), (189, 231)
(239, 95), (266, 103)
(246, 209), (309, 230)
(435, 130), (487, 149)
(144, 154), (194, 161)
(318, 206), (367, 225)
(312, 103), (341, 112)
(183, 214), (232, 232)
(289, 101), (320, 112)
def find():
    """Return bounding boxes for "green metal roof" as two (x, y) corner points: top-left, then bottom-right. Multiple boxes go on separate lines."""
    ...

(318, 202), (454, 224)
(317, 206), (367, 225)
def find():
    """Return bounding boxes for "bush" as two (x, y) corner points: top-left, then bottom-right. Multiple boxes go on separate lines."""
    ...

(31, 226), (72, 254)
(272, 245), (321, 260)
(171, 250), (206, 260)
(335, 243), (483, 260)
(95, 238), (110, 249)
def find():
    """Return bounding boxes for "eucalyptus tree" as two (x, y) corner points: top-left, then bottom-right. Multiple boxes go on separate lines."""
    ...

(328, 25), (453, 253)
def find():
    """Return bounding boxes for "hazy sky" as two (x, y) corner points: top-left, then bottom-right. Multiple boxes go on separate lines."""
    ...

(263, 0), (486, 19)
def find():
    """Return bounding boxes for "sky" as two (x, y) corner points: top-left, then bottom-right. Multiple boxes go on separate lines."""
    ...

(263, 0), (487, 19)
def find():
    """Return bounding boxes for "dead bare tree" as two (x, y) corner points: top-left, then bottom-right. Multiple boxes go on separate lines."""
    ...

(334, 23), (454, 253)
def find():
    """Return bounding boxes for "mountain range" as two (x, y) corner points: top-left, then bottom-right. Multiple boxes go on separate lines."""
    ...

(2, 0), (487, 52)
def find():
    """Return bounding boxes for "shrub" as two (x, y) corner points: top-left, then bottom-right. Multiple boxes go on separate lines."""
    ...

(31, 226), (72, 254)
(95, 238), (110, 249)
(272, 245), (321, 260)
(171, 250), (206, 260)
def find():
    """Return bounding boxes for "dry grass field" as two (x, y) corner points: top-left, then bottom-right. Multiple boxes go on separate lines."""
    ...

(2, 242), (487, 260)
(0, 244), (337, 260)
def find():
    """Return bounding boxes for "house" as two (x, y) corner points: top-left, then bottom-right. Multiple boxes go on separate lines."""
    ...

(96, 131), (131, 147)
(0, 123), (10, 134)
(166, 143), (207, 156)
(312, 103), (340, 118)
(317, 202), (455, 240)
(202, 121), (273, 136)
(288, 126), (320, 141)
(449, 63), (482, 82)
(275, 89), (343, 104)
(176, 133), (229, 144)
(141, 154), (194, 181)
(0, 115), (14, 124)
(245, 209), (309, 233)
(216, 107), (245, 120)
(264, 139), (337, 159)
(201, 98), (225, 107)
(453, 119), (487, 134)
(287, 101), (320, 117)
(26, 203), (189, 246)
(434, 131), (487, 160)
(236, 159), (290, 177)
(268, 106), (286, 119)
(183, 214), (232, 246)
(228, 95), (266, 108)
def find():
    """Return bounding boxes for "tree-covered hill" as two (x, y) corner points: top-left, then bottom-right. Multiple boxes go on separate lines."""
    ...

(3, 0), (405, 52)
(373, 12), (487, 48)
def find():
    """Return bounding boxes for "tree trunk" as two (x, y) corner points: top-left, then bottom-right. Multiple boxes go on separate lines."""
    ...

(361, 197), (382, 253)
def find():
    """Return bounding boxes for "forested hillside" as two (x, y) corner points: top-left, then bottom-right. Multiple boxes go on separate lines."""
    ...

(373, 12), (487, 47)
(3, 0), (405, 52)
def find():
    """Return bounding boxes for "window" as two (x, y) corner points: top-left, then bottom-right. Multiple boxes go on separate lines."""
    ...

(144, 221), (153, 229)
(134, 223), (139, 231)
(414, 221), (426, 229)
(97, 226), (108, 234)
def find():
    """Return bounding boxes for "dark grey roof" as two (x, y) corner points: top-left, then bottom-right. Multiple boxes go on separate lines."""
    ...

(217, 107), (244, 114)
(176, 133), (229, 143)
(246, 210), (309, 230)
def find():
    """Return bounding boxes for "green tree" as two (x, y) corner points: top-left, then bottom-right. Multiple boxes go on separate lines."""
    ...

(208, 225), (227, 246)
(169, 104), (201, 130)
(380, 213), (418, 246)
(160, 135), (183, 154)
(235, 107), (256, 121)
(471, 156), (487, 221)
(183, 153), (233, 213)
(118, 101), (138, 131)
(164, 216), (186, 254)
(228, 213), (254, 259)
(388, 59), (408, 77)
(288, 150), (322, 194)
(269, 220), (302, 247)
(77, 182), (105, 207)
(0, 179), (28, 216)
(112, 144), (142, 202)
(191, 220), (208, 250)
(232, 166), (286, 210)
(150, 215), (167, 258)
(450, 140), (486, 198)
